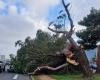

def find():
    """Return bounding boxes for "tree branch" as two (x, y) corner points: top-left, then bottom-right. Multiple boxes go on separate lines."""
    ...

(30, 63), (68, 75)
(62, 0), (74, 32)
(48, 0), (74, 38)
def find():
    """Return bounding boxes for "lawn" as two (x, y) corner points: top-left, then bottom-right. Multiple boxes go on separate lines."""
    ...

(32, 74), (100, 80)
(52, 74), (100, 80)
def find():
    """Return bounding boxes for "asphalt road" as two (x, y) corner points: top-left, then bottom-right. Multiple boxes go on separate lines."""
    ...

(0, 72), (30, 80)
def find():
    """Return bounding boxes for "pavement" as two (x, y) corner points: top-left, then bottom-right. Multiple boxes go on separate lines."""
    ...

(0, 72), (30, 80)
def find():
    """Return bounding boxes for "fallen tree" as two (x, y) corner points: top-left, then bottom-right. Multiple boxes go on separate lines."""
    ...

(31, 0), (93, 79)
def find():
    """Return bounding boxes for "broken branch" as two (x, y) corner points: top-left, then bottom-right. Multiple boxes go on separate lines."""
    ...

(62, 0), (74, 31)
(32, 63), (68, 75)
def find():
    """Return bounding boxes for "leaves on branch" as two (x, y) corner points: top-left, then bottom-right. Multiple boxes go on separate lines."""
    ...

(77, 8), (100, 49)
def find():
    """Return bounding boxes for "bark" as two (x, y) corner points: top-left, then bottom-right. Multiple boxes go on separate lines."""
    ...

(65, 36), (92, 77)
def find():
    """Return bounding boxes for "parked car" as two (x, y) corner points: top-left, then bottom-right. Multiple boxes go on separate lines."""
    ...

(5, 64), (15, 73)
(0, 61), (5, 72)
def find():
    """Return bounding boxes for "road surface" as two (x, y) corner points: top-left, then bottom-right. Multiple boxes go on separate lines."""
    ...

(0, 72), (30, 80)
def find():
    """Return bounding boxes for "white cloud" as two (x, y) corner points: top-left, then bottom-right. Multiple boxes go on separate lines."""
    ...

(0, 15), (34, 58)
(0, 14), (50, 58)
(0, 0), (6, 10)
(67, 0), (100, 22)
(74, 23), (86, 32)
(18, 0), (61, 35)
(8, 5), (18, 15)
(26, 16), (48, 31)
(23, 0), (60, 19)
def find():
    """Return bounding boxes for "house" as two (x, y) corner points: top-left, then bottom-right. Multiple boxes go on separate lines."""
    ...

(0, 55), (5, 62)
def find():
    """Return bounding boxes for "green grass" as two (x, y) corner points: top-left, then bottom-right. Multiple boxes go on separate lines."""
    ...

(52, 74), (83, 80)
(52, 74), (100, 80)
(32, 76), (38, 80)
(32, 74), (100, 80)
(31, 76), (34, 80)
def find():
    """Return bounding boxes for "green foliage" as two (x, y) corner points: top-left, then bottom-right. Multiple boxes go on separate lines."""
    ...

(76, 8), (100, 50)
(79, 8), (100, 27)
(52, 74), (83, 80)
(52, 74), (100, 80)
(12, 29), (66, 73)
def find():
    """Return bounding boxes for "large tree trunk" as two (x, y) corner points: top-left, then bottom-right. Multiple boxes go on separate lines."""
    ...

(62, 0), (92, 77)
(68, 37), (92, 77)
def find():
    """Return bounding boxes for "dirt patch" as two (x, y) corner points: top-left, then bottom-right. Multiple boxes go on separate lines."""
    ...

(36, 75), (56, 80)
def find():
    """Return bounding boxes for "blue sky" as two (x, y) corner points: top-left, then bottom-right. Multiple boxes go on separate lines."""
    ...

(0, 0), (100, 59)
(0, 0), (26, 15)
